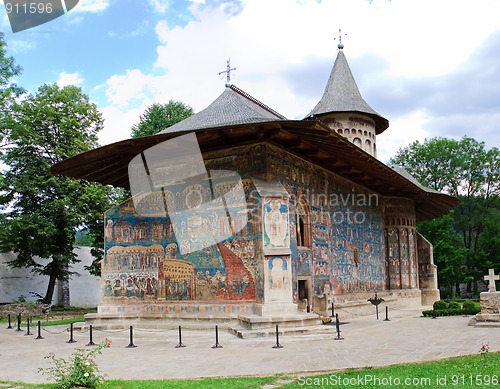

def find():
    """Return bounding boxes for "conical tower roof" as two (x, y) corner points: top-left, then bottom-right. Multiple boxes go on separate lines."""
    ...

(305, 50), (389, 134)
(159, 84), (285, 134)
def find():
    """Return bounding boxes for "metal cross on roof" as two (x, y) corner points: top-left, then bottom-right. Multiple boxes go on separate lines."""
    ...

(335, 28), (347, 50)
(484, 268), (499, 292)
(218, 58), (236, 87)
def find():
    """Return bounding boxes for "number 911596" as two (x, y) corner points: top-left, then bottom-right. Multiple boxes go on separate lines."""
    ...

(5, 2), (53, 14)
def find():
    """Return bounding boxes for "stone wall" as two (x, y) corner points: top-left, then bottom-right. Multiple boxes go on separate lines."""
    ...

(0, 247), (101, 307)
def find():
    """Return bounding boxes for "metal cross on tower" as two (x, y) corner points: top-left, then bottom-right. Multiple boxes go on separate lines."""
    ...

(335, 28), (347, 50)
(218, 58), (236, 87)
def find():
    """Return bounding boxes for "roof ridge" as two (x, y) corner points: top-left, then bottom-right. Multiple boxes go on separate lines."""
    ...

(229, 84), (286, 119)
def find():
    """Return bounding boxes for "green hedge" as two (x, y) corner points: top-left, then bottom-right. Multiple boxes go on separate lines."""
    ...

(422, 307), (480, 317)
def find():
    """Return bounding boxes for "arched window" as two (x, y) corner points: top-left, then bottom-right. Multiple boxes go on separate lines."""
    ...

(353, 137), (362, 147)
(296, 201), (312, 247)
(337, 129), (343, 134)
(364, 139), (371, 153)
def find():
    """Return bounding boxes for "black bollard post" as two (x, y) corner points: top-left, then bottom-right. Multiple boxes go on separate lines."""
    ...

(376, 304), (379, 320)
(384, 306), (390, 321)
(175, 325), (186, 348)
(66, 323), (76, 343)
(25, 317), (33, 336)
(86, 325), (95, 346)
(331, 302), (335, 318)
(432, 308), (437, 319)
(35, 320), (44, 340)
(334, 313), (344, 340)
(126, 326), (137, 348)
(7, 313), (12, 329)
(211, 325), (223, 348)
(16, 314), (22, 332)
(272, 324), (283, 349)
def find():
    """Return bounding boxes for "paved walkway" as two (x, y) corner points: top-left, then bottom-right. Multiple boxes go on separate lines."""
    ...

(0, 308), (498, 384)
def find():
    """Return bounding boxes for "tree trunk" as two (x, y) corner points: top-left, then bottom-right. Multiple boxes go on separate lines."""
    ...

(43, 270), (58, 305)
(61, 263), (70, 308)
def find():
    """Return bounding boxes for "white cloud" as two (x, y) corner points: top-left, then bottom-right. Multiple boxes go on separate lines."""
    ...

(377, 110), (429, 163)
(56, 72), (84, 87)
(148, 0), (170, 14)
(98, 102), (151, 146)
(7, 39), (36, 53)
(72, 0), (111, 13)
(99, 0), (500, 160)
(104, 69), (163, 109)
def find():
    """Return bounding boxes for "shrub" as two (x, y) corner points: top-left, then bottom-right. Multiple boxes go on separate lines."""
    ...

(433, 300), (448, 310)
(448, 301), (462, 310)
(462, 300), (480, 314)
(38, 341), (109, 388)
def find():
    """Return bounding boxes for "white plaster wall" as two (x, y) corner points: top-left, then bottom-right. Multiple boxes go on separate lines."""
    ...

(0, 247), (101, 307)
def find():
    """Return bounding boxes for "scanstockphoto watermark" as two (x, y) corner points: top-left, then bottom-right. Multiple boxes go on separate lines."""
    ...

(297, 374), (499, 387)
(4, 0), (79, 33)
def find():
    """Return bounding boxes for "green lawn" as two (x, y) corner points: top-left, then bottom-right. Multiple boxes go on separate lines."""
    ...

(0, 352), (498, 388)
(0, 316), (86, 326)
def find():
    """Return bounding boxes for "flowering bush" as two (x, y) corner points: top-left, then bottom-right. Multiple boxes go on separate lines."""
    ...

(479, 343), (490, 355)
(38, 340), (109, 388)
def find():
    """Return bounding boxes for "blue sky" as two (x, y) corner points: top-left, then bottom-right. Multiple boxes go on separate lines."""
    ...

(2, 0), (500, 162)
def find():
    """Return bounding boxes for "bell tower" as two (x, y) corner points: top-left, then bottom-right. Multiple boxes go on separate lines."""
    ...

(304, 30), (388, 158)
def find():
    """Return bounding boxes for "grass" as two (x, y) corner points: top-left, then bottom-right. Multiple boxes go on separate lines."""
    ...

(0, 315), (86, 326)
(0, 352), (497, 388)
(0, 306), (96, 327)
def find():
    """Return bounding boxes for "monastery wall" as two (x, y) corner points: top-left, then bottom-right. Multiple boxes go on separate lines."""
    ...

(0, 247), (101, 307)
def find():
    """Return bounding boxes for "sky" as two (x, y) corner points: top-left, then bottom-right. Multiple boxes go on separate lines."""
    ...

(1, 0), (500, 163)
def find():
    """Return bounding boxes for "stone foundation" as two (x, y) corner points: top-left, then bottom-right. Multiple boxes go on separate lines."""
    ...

(421, 289), (440, 306)
(473, 292), (500, 327)
(312, 289), (422, 319)
(86, 301), (320, 330)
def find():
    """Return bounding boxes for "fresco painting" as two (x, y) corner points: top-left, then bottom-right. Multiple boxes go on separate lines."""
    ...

(268, 256), (289, 290)
(103, 172), (259, 304)
(269, 145), (385, 298)
(387, 228), (401, 289)
(263, 198), (289, 248)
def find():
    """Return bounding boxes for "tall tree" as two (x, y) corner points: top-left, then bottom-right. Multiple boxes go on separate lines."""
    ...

(0, 32), (24, 146)
(390, 136), (500, 297)
(131, 100), (194, 138)
(0, 84), (115, 305)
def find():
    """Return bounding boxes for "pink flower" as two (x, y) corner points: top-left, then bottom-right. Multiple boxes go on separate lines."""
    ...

(105, 338), (112, 348)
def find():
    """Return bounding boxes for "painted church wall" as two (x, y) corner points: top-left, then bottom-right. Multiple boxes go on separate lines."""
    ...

(266, 144), (386, 301)
(383, 197), (419, 291)
(102, 145), (267, 307)
(100, 141), (420, 311)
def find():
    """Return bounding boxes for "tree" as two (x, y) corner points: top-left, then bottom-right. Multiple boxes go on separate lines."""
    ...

(390, 136), (500, 297)
(417, 213), (466, 298)
(0, 84), (116, 305)
(131, 100), (194, 138)
(0, 32), (24, 146)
